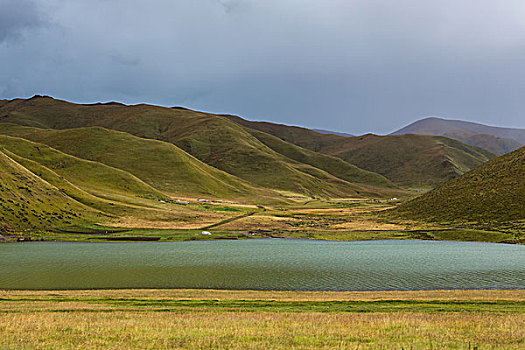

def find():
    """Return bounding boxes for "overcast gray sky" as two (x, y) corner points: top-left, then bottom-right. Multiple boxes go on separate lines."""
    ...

(1, 0), (525, 134)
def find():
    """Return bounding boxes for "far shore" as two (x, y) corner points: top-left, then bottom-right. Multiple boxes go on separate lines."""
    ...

(1, 226), (523, 244)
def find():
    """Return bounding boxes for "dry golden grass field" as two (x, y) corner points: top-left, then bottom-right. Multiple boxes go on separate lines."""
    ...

(1, 289), (524, 349)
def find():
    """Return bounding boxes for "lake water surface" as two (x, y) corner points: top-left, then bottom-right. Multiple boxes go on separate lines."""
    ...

(1, 239), (524, 290)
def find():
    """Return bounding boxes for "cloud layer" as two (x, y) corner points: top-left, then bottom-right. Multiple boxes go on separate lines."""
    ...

(1, 0), (525, 134)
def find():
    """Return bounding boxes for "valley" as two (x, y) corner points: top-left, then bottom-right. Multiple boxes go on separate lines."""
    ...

(0, 96), (523, 244)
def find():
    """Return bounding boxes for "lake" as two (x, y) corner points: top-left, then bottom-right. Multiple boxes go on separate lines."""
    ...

(1, 239), (524, 290)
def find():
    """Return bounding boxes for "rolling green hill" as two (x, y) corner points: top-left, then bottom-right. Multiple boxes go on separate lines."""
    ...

(222, 115), (496, 188)
(395, 146), (525, 224)
(0, 145), (260, 232)
(244, 128), (396, 189)
(0, 123), (283, 201)
(1, 96), (493, 192)
(0, 135), (168, 205)
(0, 96), (401, 198)
(0, 149), (98, 231)
(314, 134), (495, 188)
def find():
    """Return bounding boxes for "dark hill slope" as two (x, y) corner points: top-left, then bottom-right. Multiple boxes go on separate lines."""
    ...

(0, 97), (399, 198)
(222, 115), (496, 188)
(316, 134), (495, 188)
(391, 117), (525, 155)
(222, 115), (340, 151)
(395, 146), (525, 224)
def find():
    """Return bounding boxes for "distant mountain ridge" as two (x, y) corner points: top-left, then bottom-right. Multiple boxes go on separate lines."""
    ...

(391, 117), (525, 155)
(312, 129), (354, 137)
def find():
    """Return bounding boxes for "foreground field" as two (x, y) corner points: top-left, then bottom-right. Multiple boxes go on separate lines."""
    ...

(1, 289), (524, 349)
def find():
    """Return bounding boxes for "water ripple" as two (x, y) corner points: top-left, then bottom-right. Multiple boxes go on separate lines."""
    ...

(0, 239), (524, 290)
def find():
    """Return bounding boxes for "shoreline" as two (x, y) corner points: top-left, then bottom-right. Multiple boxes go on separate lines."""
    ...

(3, 288), (525, 300)
(2, 227), (523, 244)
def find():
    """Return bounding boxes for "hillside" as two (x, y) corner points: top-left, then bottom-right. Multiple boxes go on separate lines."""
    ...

(315, 134), (495, 188)
(395, 146), (525, 224)
(0, 149), (97, 231)
(0, 96), (400, 198)
(0, 96), (495, 191)
(222, 115), (496, 188)
(244, 128), (396, 189)
(0, 145), (264, 231)
(0, 135), (169, 205)
(0, 123), (281, 201)
(391, 117), (525, 155)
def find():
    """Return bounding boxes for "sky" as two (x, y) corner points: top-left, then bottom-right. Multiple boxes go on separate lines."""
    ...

(1, 0), (525, 135)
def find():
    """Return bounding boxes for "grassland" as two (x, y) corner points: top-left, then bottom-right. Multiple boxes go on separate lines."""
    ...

(241, 128), (397, 189)
(1, 95), (492, 193)
(0, 147), (269, 235)
(1, 289), (524, 349)
(0, 150), (99, 230)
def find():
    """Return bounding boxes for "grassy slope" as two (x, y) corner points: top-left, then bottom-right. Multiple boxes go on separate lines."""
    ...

(0, 123), (281, 202)
(0, 145), (253, 231)
(223, 115), (496, 187)
(320, 134), (495, 188)
(395, 146), (525, 224)
(157, 116), (368, 198)
(244, 128), (397, 189)
(0, 97), (399, 198)
(461, 132), (523, 155)
(0, 150), (97, 231)
(0, 135), (168, 205)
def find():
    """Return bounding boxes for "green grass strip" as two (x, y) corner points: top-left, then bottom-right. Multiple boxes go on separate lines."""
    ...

(2, 298), (524, 313)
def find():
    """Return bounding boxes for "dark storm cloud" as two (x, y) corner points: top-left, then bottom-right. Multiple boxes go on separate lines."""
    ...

(1, 0), (525, 134)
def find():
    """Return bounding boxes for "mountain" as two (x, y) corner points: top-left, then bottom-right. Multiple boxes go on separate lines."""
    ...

(222, 115), (496, 188)
(0, 96), (401, 198)
(243, 128), (395, 190)
(312, 129), (354, 137)
(391, 117), (525, 155)
(395, 146), (525, 224)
